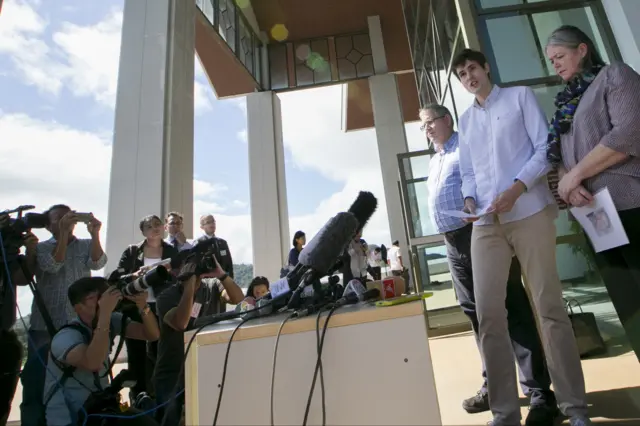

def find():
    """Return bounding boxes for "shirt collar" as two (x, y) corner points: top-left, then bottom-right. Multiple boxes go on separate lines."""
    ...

(436, 132), (458, 154)
(473, 84), (501, 109)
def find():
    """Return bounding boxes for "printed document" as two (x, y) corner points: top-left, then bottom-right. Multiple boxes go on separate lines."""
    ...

(441, 207), (492, 219)
(569, 187), (629, 253)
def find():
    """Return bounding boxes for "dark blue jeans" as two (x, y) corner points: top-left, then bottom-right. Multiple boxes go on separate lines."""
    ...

(20, 330), (51, 426)
(444, 224), (554, 406)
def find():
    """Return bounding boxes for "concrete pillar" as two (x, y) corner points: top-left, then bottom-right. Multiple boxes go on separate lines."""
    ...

(367, 15), (412, 285)
(455, 0), (482, 50)
(369, 74), (411, 283)
(246, 92), (290, 282)
(602, 0), (640, 71)
(105, 0), (195, 273)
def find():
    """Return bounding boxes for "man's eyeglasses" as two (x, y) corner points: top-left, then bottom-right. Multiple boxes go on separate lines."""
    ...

(419, 115), (445, 131)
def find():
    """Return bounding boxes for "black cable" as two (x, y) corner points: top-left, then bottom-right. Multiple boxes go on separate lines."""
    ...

(269, 312), (296, 426)
(212, 314), (259, 426)
(316, 308), (327, 426)
(160, 298), (277, 426)
(302, 304), (338, 426)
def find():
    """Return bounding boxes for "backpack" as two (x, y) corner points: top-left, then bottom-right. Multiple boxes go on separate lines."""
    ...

(43, 320), (124, 407)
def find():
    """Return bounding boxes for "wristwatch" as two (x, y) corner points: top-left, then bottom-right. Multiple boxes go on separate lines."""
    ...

(219, 273), (229, 282)
(140, 304), (151, 316)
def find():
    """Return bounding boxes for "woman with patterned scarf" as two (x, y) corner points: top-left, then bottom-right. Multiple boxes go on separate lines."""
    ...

(546, 25), (640, 362)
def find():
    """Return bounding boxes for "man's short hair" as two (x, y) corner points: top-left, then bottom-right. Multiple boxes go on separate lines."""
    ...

(46, 204), (71, 216)
(139, 214), (161, 232)
(452, 48), (489, 78)
(165, 211), (184, 222)
(419, 104), (452, 121)
(68, 277), (109, 306)
(392, 240), (399, 246)
(199, 214), (214, 225)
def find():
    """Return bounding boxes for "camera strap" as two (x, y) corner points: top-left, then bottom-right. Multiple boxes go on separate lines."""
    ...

(43, 323), (100, 407)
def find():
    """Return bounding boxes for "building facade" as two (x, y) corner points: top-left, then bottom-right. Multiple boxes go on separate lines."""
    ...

(106, 0), (640, 338)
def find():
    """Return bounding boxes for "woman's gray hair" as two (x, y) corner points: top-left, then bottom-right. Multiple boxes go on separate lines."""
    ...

(546, 25), (606, 70)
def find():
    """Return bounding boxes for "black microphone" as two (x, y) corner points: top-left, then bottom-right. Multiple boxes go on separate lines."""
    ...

(298, 212), (359, 274)
(348, 191), (378, 231)
(334, 288), (380, 308)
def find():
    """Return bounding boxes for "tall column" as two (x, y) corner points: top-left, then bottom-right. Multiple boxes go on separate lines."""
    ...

(367, 16), (412, 285)
(105, 0), (195, 273)
(369, 74), (411, 279)
(247, 92), (290, 281)
(602, 0), (640, 71)
(455, 0), (482, 50)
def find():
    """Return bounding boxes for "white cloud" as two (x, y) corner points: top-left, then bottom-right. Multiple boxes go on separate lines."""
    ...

(231, 200), (248, 208)
(0, 112), (112, 314)
(1, 1), (212, 114)
(193, 179), (228, 199)
(0, 0), (60, 93)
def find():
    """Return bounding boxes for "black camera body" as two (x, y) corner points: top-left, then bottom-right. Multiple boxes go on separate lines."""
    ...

(0, 211), (48, 264)
(177, 237), (219, 276)
(78, 369), (143, 426)
(106, 266), (172, 312)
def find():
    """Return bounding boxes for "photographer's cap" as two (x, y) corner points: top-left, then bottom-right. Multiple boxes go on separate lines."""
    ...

(68, 277), (109, 306)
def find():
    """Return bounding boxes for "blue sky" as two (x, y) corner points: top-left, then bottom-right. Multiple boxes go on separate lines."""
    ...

(0, 0), (433, 314)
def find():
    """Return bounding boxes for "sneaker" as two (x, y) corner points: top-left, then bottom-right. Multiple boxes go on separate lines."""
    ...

(524, 403), (560, 426)
(569, 417), (593, 426)
(463, 391), (490, 413)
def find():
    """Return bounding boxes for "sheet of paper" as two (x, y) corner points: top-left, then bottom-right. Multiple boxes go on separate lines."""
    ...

(569, 187), (629, 253)
(441, 207), (492, 219)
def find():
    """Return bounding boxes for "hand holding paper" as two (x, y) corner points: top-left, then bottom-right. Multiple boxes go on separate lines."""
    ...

(569, 188), (629, 253)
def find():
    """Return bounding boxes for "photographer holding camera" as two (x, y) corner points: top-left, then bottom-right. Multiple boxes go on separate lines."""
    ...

(22, 204), (107, 426)
(0, 212), (38, 425)
(154, 255), (244, 426)
(43, 276), (160, 426)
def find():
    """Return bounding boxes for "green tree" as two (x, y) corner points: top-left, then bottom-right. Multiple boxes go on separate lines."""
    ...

(232, 263), (254, 289)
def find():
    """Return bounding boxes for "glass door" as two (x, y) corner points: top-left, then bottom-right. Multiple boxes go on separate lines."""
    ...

(397, 150), (471, 335)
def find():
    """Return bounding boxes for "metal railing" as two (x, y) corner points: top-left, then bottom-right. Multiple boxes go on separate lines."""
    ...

(196, 0), (263, 88)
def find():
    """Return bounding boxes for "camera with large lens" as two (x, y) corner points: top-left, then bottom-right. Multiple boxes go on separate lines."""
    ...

(0, 207), (48, 263)
(106, 266), (171, 311)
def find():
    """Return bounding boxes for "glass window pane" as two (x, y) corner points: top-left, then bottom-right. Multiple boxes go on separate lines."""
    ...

(403, 155), (432, 181)
(556, 242), (628, 354)
(477, 0), (546, 9)
(483, 14), (547, 82)
(414, 243), (459, 311)
(405, 179), (438, 238)
(481, 6), (611, 84)
(531, 83), (563, 117)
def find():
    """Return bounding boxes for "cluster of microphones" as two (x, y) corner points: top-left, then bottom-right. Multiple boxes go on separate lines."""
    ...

(196, 190), (382, 326)
(103, 190), (381, 324)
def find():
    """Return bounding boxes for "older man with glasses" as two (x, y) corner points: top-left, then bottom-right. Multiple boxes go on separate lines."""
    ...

(420, 104), (558, 425)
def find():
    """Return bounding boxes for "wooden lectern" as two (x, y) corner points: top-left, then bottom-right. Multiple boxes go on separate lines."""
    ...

(184, 301), (442, 425)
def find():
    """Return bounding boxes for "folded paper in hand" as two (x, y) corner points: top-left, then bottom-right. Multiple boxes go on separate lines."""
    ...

(441, 207), (492, 219)
(569, 187), (629, 253)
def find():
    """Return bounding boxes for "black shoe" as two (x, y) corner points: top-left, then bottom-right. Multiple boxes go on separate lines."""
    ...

(462, 391), (490, 414)
(525, 403), (560, 426)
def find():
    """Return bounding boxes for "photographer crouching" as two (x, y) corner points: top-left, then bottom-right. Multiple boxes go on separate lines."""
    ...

(43, 277), (160, 426)
(0, 212), (39, 425)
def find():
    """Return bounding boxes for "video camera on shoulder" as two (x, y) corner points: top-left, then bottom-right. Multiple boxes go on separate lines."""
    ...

(0, 206), (48, 266)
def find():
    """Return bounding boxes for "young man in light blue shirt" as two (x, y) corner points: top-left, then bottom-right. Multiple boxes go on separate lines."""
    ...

(453, 48), (590, 426)
(420, 104), (556, 424)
